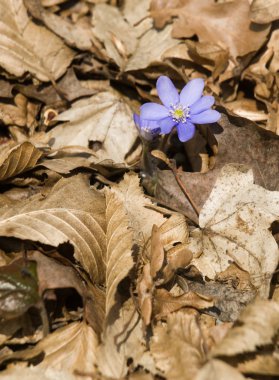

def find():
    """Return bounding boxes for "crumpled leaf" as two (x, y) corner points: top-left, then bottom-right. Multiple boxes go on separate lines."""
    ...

(92, 4), (179, 72)
(0, 0), (74, 81)
(48, 90), (140, 165)
(250, 0), (279, 23)
(0, 93), (39, 128)
(0, 321), (98, 374)
(24, 0), (96, 51)
(0, 174), (134, 319)
(0, 142), (42, 182)
(208, 299), (279, 376)
(111, 173), (166, 243)
(188, 164), (279, 297)
(150, 0), (270, 59)
(151, 311), (206, 380)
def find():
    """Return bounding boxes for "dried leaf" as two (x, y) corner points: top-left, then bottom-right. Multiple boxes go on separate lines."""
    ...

(0, 142), (42, 182)
(92, 4), (179, 72)
(48, 90), (139, 165)
(97, 299), (148, 378)
(211, 299), (279, 357)
(189, 164), (279, 297)
(156, 112), (279, 217)
(0, 175), (134, 319)
(196, 359), (246, 380)
(0, 0), (74, 81)
(112, 173), (166, 244)
(151, 0), (270, 59)
(154, 288), (213, 319)
(250, 0), (279, 23)
(0, 367), (77, 380)
(0, 321), (98, 374)
(151, 311), (206, 380)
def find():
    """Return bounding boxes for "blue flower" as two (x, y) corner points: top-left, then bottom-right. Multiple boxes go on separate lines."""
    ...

(137, 76), (221, 142)
(133, 113), (161, 141)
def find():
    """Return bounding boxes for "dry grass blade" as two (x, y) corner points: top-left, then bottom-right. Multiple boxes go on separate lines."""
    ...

(0, 142), (42, 181)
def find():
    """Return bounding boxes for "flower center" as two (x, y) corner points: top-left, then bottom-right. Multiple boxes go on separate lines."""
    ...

(169, 104), (190, 123)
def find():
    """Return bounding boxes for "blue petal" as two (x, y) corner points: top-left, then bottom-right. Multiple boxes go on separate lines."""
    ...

(156, 76), (179, 108)
(177, 121), (196, 142)
(190, 96), (215, 115)
(179, 78), (205, 106)
(190, 110), (221, 124)
(159, 117), (176, 134)
(140, 103), (169, 120)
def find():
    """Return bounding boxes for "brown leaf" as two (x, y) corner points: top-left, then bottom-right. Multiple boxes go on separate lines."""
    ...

(0, 142), (42, 182)
(206, 300), (279, 375)
(0, 321), (98, 374)
(0, 94), (39, 128)
(250, 0), (279, 23)
(48, 90), (140, 165)
(97, 299), (149, 378)
(92, 4), (179, 72)
(0, 0), (74, 81)
(150, 225), (164, 278)
(151, 0), (270, 59)
(137, 262), (153, 326)
(0, 175), (134, 321)
(154, 288), (213, 319)
(196, 359), (246, 380)
(151, 311), (206, 380)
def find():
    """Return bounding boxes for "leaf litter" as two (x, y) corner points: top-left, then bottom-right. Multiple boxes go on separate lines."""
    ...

(0, 1), (278, 379)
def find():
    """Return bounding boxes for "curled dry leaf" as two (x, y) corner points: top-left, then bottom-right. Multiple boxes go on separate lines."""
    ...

(188, 164), (279, 297)
(24, 0), (95, 51)
(92, 4), (179, 72)
(211, 299), (279, 357)
(0, 321), (98, 375)
(0, 93), (39, 128)
(48, 90), (139, 165)
(153, 288), (213, 320)
(0, 367), (78, 380)
(250, 0), (279, 23)
(0, 174), (134, 320)
(0, 142), (42, 182)
(0, 0), (74, 81)
(150, 0), (270, 59)
(111, 173), (166, 244)
(151, 311), (206, 380)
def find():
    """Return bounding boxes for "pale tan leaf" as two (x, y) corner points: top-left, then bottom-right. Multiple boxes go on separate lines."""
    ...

(112, 172), (166, 244)
(188, 164), (279, 297)
(211, 299), (279, 357)
(92, 4), (138, 69)
(196, 359), (246, 380)
(92, 4), (179, 71)
(48, 90), (139, 165)
(0, 322), (97, 376)
(97, 299), (149, 378)
(0, 0), (74, 81)
(125, 25), (179, 72)
(151, 311), (206, 380)
(250, 0), (279, 23)
(0, 367), (77, 380)
(0, 142), (42, 181)
(154, 288), (213, 319)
